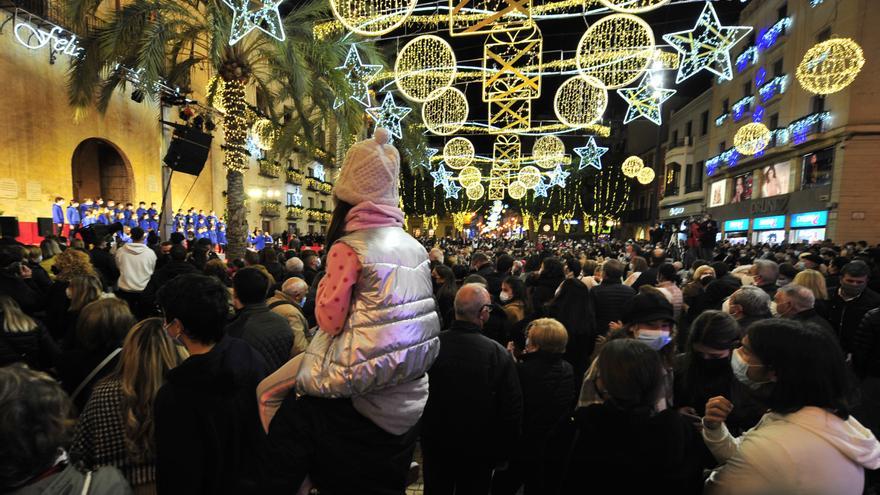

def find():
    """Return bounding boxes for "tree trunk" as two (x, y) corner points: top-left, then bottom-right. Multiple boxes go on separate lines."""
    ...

(221, 79), (249, 260)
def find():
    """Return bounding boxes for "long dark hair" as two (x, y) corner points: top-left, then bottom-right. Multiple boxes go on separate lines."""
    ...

(324, 199), (356, 249)
(747, 319), (854, 419)
(433, 265), (457, 303)
(545, 278), (594, 337)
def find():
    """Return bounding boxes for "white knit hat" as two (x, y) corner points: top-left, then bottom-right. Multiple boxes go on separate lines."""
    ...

(333, 128), (400, 207)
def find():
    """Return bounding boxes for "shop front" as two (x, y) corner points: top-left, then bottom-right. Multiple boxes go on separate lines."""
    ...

(789, 210), (829, 243)
(752, 215), (786, 245)
(722, 218), (749, 244)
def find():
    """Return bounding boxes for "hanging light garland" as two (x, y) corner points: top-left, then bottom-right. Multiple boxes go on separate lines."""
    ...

(508, 180), (527, 199)
(517, 166), (542, 189)
(466, 182), (485, 200)
(532, 135), (566, 169)
(636, 166), (656, 184)
(598, 0), (669, 13)
(443, 137), (475, 169)
(458, 166), (482, 187)
(796, 38), (865, 95)
(329, 0), (419, 36)
(250, 118), (278, 150)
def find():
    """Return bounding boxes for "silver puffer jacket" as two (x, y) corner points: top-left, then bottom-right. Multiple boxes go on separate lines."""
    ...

(296, 226), (441, 397)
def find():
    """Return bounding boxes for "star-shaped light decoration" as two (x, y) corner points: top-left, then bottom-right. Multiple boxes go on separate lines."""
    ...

(548, 164), (570, 188)
(617, 73), (677, 125)
(366, 93), (412, 139)
(333, 46), (382, 109)
(444, 181), (462, 199)
(533, 178), (550, 198)
(431, 163), (454, 187)
(223, 0), (286, 46)
(662, 2), (752, 83)
(574, 137), (609, 171)
(414, 147), (439, 170)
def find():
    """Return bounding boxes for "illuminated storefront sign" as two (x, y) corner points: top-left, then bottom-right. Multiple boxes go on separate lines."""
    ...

(752, 215), (786, 230)
(790, 210), (828, 228)
(723, 218), (749, 231)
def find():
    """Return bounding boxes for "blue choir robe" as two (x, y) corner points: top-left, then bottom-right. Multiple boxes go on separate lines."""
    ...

(116, 232), (131, 244)
(123, 209), (133, 225)
(217, 224), (227, 245)
(52, 204), (65, 225)
(81, 215), (96, 228)
(262, 233), (273, 248)
(147, 208), (159, 231)
(79, 203), (93, 219)
(66, 206), (81, 226)
(208, 226), (218, 245)
(96, 213), (110, 226)
(136, 208), (148, 229)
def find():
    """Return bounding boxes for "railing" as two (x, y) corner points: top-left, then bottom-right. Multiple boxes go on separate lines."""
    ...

(668, 137), (692, 149)
(286, 169), (304, 185)
(258, 160), (281, 178)
(685, 182), (703, 193)
(286, 206), (304, 219)
(6, 0), (100, 33)
(306, 208), (332, 223)
(304, 177), (332, 195)
(259, 200), (281, 217)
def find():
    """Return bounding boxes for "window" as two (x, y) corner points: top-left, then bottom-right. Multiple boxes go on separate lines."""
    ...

(672, 129), (679, 144)
(817, 28), (831, 42)
(812, 95), (826, 113)
(743, 82), (753, 97)
(778, 3), (787, 21)
(685, 121), (693, 139)
(308, 197), (314, 208)
(719, 141), (726, 153)
(769, 113), (779, 129)
(773, 58), (784, 78)
(685, 163), (693, 186)
(722, 98), (730, 114)
(286, 192), (295, 206)
(695, 161), (705, 185)
(701, 111), (709, 135)
(320, 200), (326, 211)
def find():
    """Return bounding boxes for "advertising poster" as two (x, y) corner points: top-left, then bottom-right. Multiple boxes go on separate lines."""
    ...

(761, 162), (790, 197)
(731, 172), (753, 203)
(709, 180), (727, 207)
(802, 148), (834, 189)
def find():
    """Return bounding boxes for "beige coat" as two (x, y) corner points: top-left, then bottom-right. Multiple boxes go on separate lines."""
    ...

(266, 291), (308, 358)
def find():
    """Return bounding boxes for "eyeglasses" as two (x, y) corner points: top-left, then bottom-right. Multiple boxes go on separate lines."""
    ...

(481, 304), (493, 313)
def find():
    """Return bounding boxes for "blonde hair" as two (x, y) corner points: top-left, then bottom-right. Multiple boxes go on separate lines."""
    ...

(793, 269), (829, 301)
(118, 318), (188, 463)
(527, 318), (569, 354)
(68, 275), (103, 312)
(54, 249), (97, 282)
(0, 295), (38, 333)
(692, 265), (716, 282)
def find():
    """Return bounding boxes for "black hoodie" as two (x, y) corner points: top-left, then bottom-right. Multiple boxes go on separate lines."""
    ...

(154, 336), (268, 494)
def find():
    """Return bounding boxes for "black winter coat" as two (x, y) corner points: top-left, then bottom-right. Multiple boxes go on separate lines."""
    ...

(475, 264), (504, 300)
(422, 321), (523, 461)
(140, 260), (199, 315)
(516, 351), (574, 457)
(527, 273), (563, 315)
(561, 404), (710, 494)
(0, 320), (59, 371)
(790, 308), (834, 335)
(225, 303), (294, 372)
(591, 280), (636, 334)
(154, 336), (268, 495)
(829, 288), (880, 354)
(854, 308), (880, 378)
(0, 270), (43, 315)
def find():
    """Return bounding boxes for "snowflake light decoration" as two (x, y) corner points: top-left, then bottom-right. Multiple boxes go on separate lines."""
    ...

(366, 93), (412, 139)
(333, 46), (382, 108)
(574, 137), (609, 171)
(662, 2), (752, 83)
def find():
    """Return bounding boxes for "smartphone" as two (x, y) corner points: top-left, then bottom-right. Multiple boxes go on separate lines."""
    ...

(680, 412), (702, 424)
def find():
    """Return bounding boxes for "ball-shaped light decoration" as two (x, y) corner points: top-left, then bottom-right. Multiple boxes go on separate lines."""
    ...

(330, 0), (418, 36)
(250, 119), (278, 151)
(733, 122), (772, 156)
(598, 0), (670, 13)
(395, 35), (457, 102)
(796, 38), (866, 95)
(518, 166), (542, 189)
(532, 135), (566, 169)
(576, 14), (655, 89)
(458, 166), (482, 188)
(466, 182), (485, 200)
(443, 137), (475, 169)
(554, 76), (609, 129)
(621, 156), (644, 178)
(508, 180), (527, 200)
(422, 87), (469, 136)
(636, 166), (656, 185)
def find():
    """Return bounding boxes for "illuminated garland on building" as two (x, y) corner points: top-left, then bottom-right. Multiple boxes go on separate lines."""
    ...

(796, 38), (866, 95)
(220, 80), (249, 173)
(756, 17), (792, 51)
(731, 95), (754, 122)
(758, 75), (788, 102)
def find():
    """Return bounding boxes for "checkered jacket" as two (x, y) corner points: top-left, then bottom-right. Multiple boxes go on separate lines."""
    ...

(71, 376), (155, 487)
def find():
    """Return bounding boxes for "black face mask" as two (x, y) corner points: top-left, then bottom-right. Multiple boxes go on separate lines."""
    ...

(697, 356), (731, 374)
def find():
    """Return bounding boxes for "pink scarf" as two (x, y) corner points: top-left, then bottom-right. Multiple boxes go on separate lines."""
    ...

(344, 201), (404, 232)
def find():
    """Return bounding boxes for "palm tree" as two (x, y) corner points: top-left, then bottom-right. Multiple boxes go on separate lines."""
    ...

(65, 0), (384, 259)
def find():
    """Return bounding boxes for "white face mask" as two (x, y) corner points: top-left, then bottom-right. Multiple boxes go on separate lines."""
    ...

(731, 348), (770, 390)
(499, 292), (512, 303)
(635, 329), (672, 350)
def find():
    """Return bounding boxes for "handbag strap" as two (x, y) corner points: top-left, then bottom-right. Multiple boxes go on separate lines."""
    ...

(71, 348), (122, 402)
(80, 470), (92, 495)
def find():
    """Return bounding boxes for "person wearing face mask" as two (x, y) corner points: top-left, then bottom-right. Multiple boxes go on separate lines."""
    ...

(154, 273), (269, 494)
(775, 284), (834, 334)
(674, 311), (763, 436)
(500, 275), (529, 325)
(421, 283), (523, 494)
(702, 319), (880, 495)
(829, 261), (880, 355)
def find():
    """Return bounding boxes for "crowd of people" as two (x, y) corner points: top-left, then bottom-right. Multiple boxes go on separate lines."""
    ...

(2, 130), (879, 494)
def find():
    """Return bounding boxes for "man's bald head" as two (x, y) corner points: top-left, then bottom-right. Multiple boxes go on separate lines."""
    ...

(454, 283), (491, 325)
(281, 277), (308, 302)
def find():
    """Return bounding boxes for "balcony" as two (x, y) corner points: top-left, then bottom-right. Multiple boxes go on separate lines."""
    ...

(286, 206), (304, 219)
(259, 200), (282, 217)
(6, 0), (100, 33)
(306, 208), (332, 223)
(664, 186), (680, 197)
(259, 160), (281, 178)
(665, 137), (694, 169)
(286, 169), (304, 185)
(304, 177), (332, 195)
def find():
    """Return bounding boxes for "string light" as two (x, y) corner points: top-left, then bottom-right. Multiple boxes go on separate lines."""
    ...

(796, 38), (865, 95)
(662, 2), (752, 83)
(554, 75), (608, 128)
(395, 35), (457, 102)
(334, 45), (383, 109)
(574, 136), (608, 171)
(220, 79), (249, 173)
(250, 118), (277, 150)
(598, 0), (669, 13)
(329, 0), (418, 36)
(222, 0), (285, 45)
(733, 122), (772, 156)
(576, 13), (655, 89)
(367, 93), (412, 139)
(206, 76), (226, 112)
(421, 122), (611, 137)
(759, 75), (788, 102)
(636, 166), (655, 184)
(621, 156), (644, 178)
(532, 135), (565, 169)
(517, 166), (542, 188)
(422, 87), (469, 135)
(444, 137), (476, 169)
(449, 0), (534, 37)
(617, 72), (675, 125)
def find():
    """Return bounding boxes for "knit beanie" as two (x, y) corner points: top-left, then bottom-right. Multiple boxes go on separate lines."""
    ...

(333, 128), (400, 207)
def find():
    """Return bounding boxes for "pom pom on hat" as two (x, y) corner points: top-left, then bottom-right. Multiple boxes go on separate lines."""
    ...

(334, 128), (400, 207)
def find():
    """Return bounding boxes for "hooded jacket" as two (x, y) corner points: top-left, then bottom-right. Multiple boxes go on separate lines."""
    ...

(704, 406), (880, 495)
(114, 242), (156, 292)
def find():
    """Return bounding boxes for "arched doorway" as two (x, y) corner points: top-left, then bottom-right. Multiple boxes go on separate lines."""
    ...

(71, 138), (134, 203)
